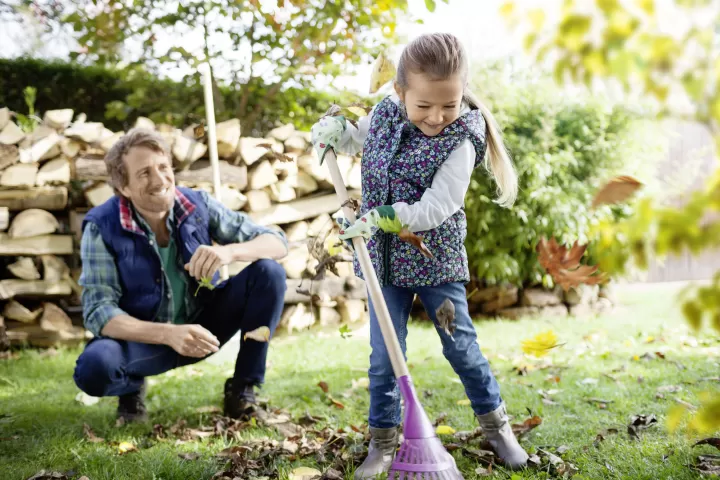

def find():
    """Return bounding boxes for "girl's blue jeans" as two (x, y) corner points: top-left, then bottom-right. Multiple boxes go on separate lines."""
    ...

(367, 282), (503, 428)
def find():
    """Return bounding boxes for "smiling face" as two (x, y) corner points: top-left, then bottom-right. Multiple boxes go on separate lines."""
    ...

(395, 71), (465, 137)
(119, 146), (175, 215)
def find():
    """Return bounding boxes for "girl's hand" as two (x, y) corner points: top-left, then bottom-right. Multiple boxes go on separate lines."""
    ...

(311, 115), (346, 164)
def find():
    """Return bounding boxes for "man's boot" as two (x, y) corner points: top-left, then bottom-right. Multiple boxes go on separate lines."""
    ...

(117, 382), (148, 423)
(354, 426), (399, 479)
(476, 403), (529, 469)
(223, 378), (258, 419)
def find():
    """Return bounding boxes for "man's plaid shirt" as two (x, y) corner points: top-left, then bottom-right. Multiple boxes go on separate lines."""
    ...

(79, 188), (287, 336)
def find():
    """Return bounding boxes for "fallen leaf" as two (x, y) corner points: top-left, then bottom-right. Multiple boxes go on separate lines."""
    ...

(457, 399), (471, 406)
(433, 413), (448, 426)
(521, 330), (562, 357)
(282, 439), (299, 454)
(244, 326), (271, 342)
(321, 468), (344, 480)
(591, 175), (642, 208)
(289, 466), (323, 480)
(317, 381), (329, 393)
(327, 395), (345, 409)
(83, 423), (104, 443)
(75, 392), (100, 406)
(475, 465), (493, 476)
(195, 405), (222, 414)
(398, 228), (433, 259)
(436, 425), (456, 435)
(628, 414), (658, 439)
(117, 441), (137, 454)
(344, 103), (372, 117)
(536, 237), (606, 291)
(512, 415), (542, 438)
(657, 385), (683, 393)
(436, 298), (456, 338)
(178, 452), (201, 460)
(693, 438), (720, 451)
(693, 454), (720, 475)
(26, 472), (70, 480)
(557, 445), (570, 454)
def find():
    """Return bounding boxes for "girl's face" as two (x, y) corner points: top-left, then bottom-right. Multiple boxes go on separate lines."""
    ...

(395, 71), (465, 137)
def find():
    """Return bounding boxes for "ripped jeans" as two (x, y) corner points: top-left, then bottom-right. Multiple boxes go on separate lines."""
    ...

(367, 282), (502, 428)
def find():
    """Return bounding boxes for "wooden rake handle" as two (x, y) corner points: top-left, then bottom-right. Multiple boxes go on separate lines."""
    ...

(322, 149), (409, 379)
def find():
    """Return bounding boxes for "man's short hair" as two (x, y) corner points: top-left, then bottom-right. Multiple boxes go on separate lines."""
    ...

(104, 128), (172, 195)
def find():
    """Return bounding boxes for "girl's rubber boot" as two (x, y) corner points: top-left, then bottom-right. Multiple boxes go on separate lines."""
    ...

(476, 403), (529, 470)
(354, 426), (399, 479)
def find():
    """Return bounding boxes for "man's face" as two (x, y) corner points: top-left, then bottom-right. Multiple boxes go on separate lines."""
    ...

(119, 147), (175, 214)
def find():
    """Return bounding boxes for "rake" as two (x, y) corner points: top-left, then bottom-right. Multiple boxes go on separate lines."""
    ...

(322, 149), (464, 479)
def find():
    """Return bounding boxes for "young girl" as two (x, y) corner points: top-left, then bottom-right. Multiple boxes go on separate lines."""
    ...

(311, 33), (528, 478)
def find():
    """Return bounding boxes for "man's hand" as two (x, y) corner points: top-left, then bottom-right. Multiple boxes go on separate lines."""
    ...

(184, 245), (233, 281)
(165, 324), (220, 358)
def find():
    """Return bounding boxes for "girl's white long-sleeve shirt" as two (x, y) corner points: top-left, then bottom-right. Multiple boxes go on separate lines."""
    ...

(337, 96), (477, 233)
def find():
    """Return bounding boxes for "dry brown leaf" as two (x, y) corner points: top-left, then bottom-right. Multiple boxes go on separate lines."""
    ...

(327, 395), (345, 409)
(693, 438), (720, 451)
(26, 471), (70, 480)
(83, 423), (104, 443)
(398, 228), (433, 259)
(511, 415), (543, 438)
(317, 381), (329, 393)
(627, 413), (658, 438)
(537, 237), (607, 291)
(592, 175), (642, 208)
(435, 298), (456, 338)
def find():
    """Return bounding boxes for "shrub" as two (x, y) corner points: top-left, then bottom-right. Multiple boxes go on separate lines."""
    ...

(465, 66), (663, 286)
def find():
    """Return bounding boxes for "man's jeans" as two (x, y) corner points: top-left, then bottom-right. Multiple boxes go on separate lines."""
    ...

(73, 259), (286, 397)
(367, 282), (502, 428)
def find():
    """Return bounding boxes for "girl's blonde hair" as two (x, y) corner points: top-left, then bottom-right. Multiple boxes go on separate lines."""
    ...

(395, 33), (518, 207)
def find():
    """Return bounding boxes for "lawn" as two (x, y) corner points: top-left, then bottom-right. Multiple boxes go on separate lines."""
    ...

(1, 282), (719, 480)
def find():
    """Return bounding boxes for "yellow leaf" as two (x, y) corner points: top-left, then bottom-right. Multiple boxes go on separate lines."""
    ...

(582, 49), (607, 75)
(457, 399), (471, 406)
(243, 326), (271, 342)
(346, 106), (369, 117)
(632, 355), (640, 361)
(635, 0), (654, 15)
(710, 95), (720, 125)
(499, 1), (515, 19)
(688, 394), (720, 435)
(289, 467), (323, 480)
(665, 404), (686, 433)
(596, 0), (620, 14)
(528, 9), (546, 30)
(436, 425), (456, 435)
(558, 15), (592, 51)
(117, 441), (137, 454)
(325, 233), (343, 256)
(369, 51), (396, 94)
(521, 330), (561, 357)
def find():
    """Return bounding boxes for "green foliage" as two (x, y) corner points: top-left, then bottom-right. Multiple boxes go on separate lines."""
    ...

(0, 57), (363, 135)
(17, 0), (427, 133)
(464, 67), (661, 286)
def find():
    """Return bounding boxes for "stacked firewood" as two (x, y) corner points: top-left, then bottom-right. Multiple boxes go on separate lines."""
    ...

(0, 106), (368, 348)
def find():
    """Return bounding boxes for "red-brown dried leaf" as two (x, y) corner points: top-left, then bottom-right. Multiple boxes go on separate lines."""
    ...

(328, 395), (345, 409)
(317, 381), (329, 393)
(536, 237), (607, 291)
(511, 415), (542, 438)
(83, 423), (104, 443)
(399, 228), (433, 259)
(591, 175), (642, 208)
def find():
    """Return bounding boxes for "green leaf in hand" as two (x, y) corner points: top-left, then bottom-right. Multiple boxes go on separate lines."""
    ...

(194, 277), (216, 296)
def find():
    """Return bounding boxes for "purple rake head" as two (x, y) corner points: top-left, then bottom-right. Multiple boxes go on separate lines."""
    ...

(388, 376), (465, 480)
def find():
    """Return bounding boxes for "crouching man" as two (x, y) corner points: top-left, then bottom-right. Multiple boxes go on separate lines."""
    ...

(73, 128), (288, 422)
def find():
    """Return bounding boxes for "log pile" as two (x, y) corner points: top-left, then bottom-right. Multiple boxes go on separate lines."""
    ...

(0, 106), (367, 348)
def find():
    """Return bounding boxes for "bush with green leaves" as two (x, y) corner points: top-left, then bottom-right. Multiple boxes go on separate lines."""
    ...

(0, 58), (363, 135)
(464, 68), (663, 287)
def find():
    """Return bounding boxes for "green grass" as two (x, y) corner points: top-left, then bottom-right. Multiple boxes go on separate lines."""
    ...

(1, 282), (719, 480)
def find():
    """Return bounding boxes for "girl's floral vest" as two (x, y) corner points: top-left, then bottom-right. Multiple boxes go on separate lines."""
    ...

(355, 96), (488, 287)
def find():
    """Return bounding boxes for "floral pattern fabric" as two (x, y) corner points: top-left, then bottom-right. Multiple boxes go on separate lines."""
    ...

(354, 96), (489, 287)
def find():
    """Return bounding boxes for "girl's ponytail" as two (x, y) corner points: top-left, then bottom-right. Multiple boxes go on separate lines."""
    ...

(464, 91), (518, 208)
